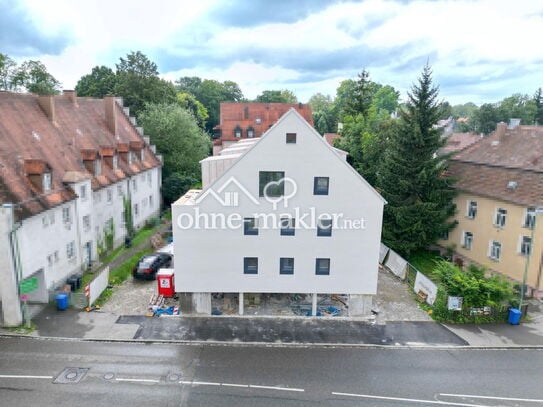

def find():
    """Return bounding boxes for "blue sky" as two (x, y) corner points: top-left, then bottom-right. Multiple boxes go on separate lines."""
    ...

(2, 0), (542, 104)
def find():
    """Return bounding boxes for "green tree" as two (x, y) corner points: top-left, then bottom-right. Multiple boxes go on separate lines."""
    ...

(308, 92), (337, 134)
(176, 77), (244, 132)
(451, 102), (478, 119)
(75, 65), (116, 98)
(344, 70), (380, 118)
(114, 51), (177, 117)
(0, 53), (17, 90)
(497, 93), (537, 125)
(255, 89), (298, 103)
(11, 60), (60, 95)
(177, 92), (209, 129)
(377, 65), (456, 256)
(473, 103), (500, 135)
(535, 88), (543, 125)
(161, 172), (199, 206)
(334, 79), (357, 121)
(372, 85), (400, 114)
(138, 103), (210, 181)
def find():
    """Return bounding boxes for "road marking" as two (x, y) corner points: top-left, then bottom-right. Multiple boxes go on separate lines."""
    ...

(0, 375), (53, 379)
(250, 384), (304, 392)
(222, 383), (249, 388)
(179, 380), (303, 392)
(440, 393), (543, 403)
(192, 381), (221, 386)
(116, 378), (160, 383)
(332, 392), (487, 407)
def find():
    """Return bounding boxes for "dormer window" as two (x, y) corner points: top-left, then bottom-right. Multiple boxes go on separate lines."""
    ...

(42, 172), (52, 192)
(234, 126), (242, 138)
(128, 151), (134, 164)
(140, 149), (145, 161)
(112, 154), (118, 170)
(94, 159), (102, 176)
(247, 127), (254, 138)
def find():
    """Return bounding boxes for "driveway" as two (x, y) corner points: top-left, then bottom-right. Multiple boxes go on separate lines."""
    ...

(101, 264), (431, 322)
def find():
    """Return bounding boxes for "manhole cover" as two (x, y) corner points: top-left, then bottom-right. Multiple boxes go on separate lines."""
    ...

(167, 373), (180, 382)
(53, 368), (89, 384)
(103, 373), (115, 381)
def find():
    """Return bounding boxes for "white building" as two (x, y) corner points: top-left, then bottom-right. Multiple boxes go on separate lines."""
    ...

(0, 92), (162, 326)
(173, 109), (385, 316)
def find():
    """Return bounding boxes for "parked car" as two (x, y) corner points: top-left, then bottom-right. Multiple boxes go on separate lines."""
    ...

(132, 253), (172, 280)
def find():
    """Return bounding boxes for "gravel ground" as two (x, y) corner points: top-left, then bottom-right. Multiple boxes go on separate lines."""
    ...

(373, 266), (433, 323)
(102, 264), (432, 322)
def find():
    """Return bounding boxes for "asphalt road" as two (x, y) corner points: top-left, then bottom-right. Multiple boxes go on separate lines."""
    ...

(0, 336), (542, 406)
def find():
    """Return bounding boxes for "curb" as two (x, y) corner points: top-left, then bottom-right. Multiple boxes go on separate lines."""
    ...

(2, 333), (543, 350)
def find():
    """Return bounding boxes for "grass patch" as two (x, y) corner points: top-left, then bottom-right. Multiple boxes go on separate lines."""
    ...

(89, 248), (153, 307)
(7, 321), (36, 334)
(409, 250), (442, 279)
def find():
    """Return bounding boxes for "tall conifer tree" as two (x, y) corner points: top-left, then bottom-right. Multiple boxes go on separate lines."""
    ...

(378, 65), (456, 256)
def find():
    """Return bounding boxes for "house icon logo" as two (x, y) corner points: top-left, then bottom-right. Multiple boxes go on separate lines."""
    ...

(195, 176), (298, 208)
(195, 176), (259, 207)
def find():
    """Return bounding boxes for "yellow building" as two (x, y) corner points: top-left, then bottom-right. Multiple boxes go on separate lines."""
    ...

(438, 123), (543, 296)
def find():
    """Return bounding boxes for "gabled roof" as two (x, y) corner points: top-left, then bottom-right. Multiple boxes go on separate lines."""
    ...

(214, 102), (313, 144)
(449, 124), (543, 206)
(0, 91), (161, 221)
(196, 108), (385, 205)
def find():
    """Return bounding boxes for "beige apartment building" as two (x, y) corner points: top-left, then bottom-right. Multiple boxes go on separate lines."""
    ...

(438, 123), (543, 297)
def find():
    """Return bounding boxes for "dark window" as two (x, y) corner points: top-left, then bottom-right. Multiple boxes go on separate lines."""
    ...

(495, 208), (507, 227)
(280, 217), (295, 236)
(244, 257), (258, 274)
(259, 171), (285, 197)
(247, 127), (255, 138)
(280, 258), (294, 275)
(467, 200), (477, 219)
(524, 208), (536, 229)
(234, 125), (242, 138)
(286, 133), (297, 144)
(244, 106), (249, 120)
(244, 218), (258, 235)
(315, 258), (330, 275)
(314, 177), (329, 195)
(317, 218), (332, 237)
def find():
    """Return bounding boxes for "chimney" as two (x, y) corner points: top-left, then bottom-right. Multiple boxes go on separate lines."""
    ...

(496, 122), (507, 140)
(37, 95), (56, 122)
(104, 96), (117, 136)
(63, 90), (78, 105)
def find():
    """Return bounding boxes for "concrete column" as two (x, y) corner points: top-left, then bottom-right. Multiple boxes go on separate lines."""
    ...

(239, 292), (244, 315)
(0, 205), (23, 326)
(192, 293), (211, 315)
(311, 293), (317, 316)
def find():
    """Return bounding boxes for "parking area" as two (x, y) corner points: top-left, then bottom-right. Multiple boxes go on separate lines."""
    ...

(101, 263), (431, 322)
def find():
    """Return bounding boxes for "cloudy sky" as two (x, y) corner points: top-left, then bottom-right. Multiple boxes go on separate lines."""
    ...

(2, 0), (542, 105)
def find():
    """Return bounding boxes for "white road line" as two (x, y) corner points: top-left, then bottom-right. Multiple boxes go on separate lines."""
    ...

(0, 375), (53, 379)
(115, 378), (160, 383)
(440, 393), (543, 403)
(222, 383), (249, 388)
(179, 380), (193, 385)
(192, 381), (221, 386)
(250, 384), (305, 392)
(331, 392), (487, 407)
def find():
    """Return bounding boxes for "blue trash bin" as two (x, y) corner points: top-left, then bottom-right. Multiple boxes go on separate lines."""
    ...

(56, 293), (69, 311)
(508, 308), (522, 325)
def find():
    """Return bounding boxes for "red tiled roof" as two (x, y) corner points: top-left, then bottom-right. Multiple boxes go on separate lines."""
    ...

(440, 132), (482, 154)
(324, 133), (341, 146)
(0, 91), (161, 221)
(449, 124), (543, 206)
(215, 102), (313, 143)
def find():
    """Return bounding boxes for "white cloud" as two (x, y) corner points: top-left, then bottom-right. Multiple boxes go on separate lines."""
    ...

(6, 0), (543, 104)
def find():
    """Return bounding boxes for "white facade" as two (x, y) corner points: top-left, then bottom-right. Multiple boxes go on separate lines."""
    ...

(173, 110), (385, 309)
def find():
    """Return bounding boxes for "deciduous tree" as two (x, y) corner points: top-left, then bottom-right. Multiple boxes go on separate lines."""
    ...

(75, 65), (116, 98)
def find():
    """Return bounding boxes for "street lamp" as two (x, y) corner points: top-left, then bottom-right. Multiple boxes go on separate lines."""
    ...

(519, 206), (543, 313)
